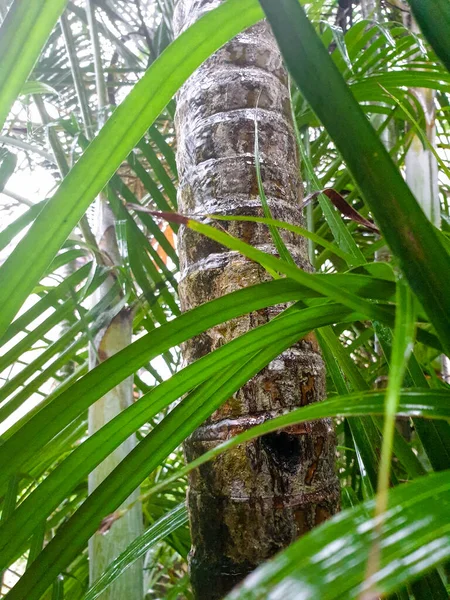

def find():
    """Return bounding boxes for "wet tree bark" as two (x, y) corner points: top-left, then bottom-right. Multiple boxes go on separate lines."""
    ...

(174, 2), (340, 598)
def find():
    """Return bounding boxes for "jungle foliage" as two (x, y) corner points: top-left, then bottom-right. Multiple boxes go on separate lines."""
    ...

(0, 0), (450, 598)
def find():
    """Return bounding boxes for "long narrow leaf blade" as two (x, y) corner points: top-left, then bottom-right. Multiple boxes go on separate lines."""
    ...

(0, 0), (68, 129)
(407, 0), (450, 72)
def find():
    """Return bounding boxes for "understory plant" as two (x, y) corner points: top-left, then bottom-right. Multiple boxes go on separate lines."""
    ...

(0, 0), (449, 599)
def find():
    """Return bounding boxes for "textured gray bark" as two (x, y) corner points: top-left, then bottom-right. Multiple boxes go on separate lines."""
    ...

(174, 3), (339, 597)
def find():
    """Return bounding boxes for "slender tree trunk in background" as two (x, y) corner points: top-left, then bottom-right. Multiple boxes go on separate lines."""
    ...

(405, 22), (450, 383)
(360, 0), (381, 20)
(87, 202), (144, 600)
(402, 14), (450, 380)
(85, 2), (143, 597)
(401, 13), (450, 594)
(402, 14), (450, 390)
(174, 3), (340, 598)
(403, 18), (440, 228)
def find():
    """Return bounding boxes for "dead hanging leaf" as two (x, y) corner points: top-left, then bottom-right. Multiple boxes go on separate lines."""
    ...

(302, 188), (380, 234)
(127, 203), (189, 226)
(97, 510), (123, 534)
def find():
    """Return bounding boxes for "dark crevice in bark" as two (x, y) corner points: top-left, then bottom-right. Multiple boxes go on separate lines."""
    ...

(261, 431), (303, 474)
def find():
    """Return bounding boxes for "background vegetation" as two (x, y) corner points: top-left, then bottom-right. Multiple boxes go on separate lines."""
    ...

(0, 0), (450, 598)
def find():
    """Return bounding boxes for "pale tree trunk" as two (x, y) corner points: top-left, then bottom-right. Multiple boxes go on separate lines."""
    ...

(360, 0), (381, 20)
(174, 2), (340, 598)
(404, 110), (439, 225)
(85, 2), (143, 597)
(400, 13), (450, 595)
(401, 15), (449, 383)
(87, 202), (144, 600)
(403, 18), (440, 228)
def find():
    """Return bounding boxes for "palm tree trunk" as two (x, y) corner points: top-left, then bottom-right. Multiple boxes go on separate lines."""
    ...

(360, 0), (381, 19)
(402, 14), (450, 445)
(403, 18), (440, 228)
(402, 13), (449, 379)
(174, 3), (340, 598)
(87, 202), (144, 600)
(85, 2), (143, 597)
